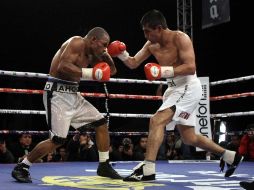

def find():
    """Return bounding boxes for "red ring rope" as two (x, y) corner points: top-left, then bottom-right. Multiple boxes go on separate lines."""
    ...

(1, 88), (253, 101)
(0, 88), (162, 100)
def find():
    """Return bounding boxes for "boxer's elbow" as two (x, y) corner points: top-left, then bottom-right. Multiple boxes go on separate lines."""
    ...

(110, 67), (117, 76)
(57, 63), (75, 76)
(57, 64), (68, 75)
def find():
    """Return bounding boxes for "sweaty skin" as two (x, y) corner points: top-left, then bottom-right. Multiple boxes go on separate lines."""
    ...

(122, 27), (225, 162)
(27, 34), (117, 163)
(123, 29), (196, 77)
(49, 36), (116, 82)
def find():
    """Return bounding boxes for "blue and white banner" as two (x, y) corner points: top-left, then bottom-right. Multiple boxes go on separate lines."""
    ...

(195, 77), (212, 151)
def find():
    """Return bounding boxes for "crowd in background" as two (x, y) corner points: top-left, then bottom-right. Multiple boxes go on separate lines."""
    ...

(1, 123), (253, 164)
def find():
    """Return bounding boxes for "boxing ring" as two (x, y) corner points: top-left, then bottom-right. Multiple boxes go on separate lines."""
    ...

(0, 70), (254, 190)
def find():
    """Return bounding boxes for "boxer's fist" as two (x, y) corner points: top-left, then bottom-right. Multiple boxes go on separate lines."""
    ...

(108, 40), (129, 61)
(144, 63), (174, 80)
(107, 41), (126, 57)
(82, 62), (110, 81)
(92, 62), (110, 81)
(144, 63), (161, 80)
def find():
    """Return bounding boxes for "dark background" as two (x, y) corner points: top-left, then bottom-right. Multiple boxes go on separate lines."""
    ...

(0, 0), (253, 133)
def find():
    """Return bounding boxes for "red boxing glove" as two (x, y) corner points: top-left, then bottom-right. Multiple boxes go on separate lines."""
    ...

(107, 41), (126, 57)
(144, 63), (174, 81)
(82, 62), (110, 81)
(107, 40), (129, 61)
(92, 62), (110, 81)
(144, 63), (161, 81)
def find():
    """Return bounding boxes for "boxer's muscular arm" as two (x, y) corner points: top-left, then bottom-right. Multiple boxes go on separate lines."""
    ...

(57, 38), (83, 78)
(123, 41), (151, 69)
(173, 32), (196, 76)
(101, 51), (117, 76)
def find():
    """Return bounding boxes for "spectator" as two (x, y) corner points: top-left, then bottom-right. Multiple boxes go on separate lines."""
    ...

(238, 124), (254, 161)
(227, 135), (241, 153)
(54, 146), (68, 162)
(167, 131), (186, 160)
(9, 133), (42, 163)
(133, 136), (148, 160)
(157, 134), (167, 160)
(165, 132), (177, 160)
(67, 133), (98, 162)
(110, 143), (124, 161)
(0, 136), (15, 163)
(44, 151), (56, 162)
(122, 137), (134, 161)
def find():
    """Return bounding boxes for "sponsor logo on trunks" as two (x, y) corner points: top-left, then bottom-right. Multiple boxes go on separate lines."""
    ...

(57, 84), (78, 93)
(44, 82), (53, 90)
(167, 79), (176, 87)
(179, 111), (190, 119)
(44, 82), (78, 93)
(176, 85), (188, 103)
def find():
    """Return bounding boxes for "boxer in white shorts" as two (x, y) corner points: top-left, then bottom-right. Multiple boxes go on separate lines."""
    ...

(161, 74), (202, 131)
(108, 9), (243, 181)
(12, 27), (122, 183)
(43, 77), (106, 140)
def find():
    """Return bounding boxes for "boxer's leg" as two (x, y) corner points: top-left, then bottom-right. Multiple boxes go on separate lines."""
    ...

(177, 124), (243, 177)
(124, 108), (174, 182)
(12, 91), (71, 183)
(73, 95), (123, 179)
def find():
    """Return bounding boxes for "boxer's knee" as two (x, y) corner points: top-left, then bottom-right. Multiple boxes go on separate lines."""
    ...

(150, 109), (173, 129)
(150, 116), (158, 128)
(49, 131), (66, 145)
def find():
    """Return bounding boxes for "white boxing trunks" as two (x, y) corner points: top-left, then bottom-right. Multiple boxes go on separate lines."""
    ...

(158, 74), (202, 131)
(43, 77), (105, 138)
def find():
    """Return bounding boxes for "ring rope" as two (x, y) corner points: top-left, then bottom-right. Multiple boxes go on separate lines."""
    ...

(210, 75), (254, 86)
(103, 83), (110, 125)
(0, 88), (163, 100)
(0, 70), (167, 85)
(211, 111), (254, 118)
(0, 109), (153, 118)
(209, 92), (254, 101)
(1, 109), (254, 118)
(0, 70), (49, 79)
(1, 88), (254, 101)
(0, 130), (149, 136)
(2, 69), (254, 86)
(0, 130), (252, 136)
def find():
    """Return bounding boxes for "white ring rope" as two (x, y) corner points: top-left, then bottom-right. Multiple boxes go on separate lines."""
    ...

(210, 111), (254, 118)
(1, 70), (254, 118)
(1, 109), (254, 118)
(1, 129), (252, 136)
(0, 70), (167, 85)
(0, 109), (153, 118)
(210, 75), (254, 86)
(0, 70), (49, 79)
(2, 69), (254, 86)
(0, 130), (149, 136)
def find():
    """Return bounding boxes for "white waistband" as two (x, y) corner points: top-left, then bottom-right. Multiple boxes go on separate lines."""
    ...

(166, 74), (198, 87)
